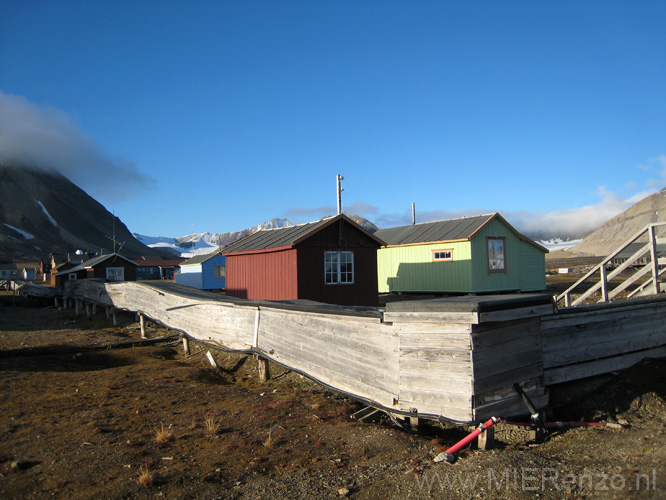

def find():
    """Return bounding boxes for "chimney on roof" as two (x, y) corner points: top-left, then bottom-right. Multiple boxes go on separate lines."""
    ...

(336, 174), (344, 215)
(412, 202), (416, 225)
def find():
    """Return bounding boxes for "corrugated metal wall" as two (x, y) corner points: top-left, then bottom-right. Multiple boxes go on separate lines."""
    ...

(226, 249), (298, 300)
(377, 241), (473, 293)
(519, 240), (547, 291)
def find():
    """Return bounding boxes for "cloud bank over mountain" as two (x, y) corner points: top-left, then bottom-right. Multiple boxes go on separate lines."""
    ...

(0, 90), (155, 202)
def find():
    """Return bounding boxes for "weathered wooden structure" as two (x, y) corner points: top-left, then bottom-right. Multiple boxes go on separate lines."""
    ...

(55, 280), (554, 424)
(18, 278), (666, 426)
(557, 221), (666, 307)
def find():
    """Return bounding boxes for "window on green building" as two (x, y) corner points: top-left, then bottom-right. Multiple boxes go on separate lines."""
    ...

(487, 237), (506, 272)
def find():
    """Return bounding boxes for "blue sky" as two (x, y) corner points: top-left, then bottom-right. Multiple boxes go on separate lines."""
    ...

(1, 1), (665, 238)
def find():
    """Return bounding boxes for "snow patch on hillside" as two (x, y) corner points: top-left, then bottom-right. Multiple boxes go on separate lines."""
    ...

(3, 223), (34, 239)
(539, 238), (582, 252)
(35, 199), (57, 226)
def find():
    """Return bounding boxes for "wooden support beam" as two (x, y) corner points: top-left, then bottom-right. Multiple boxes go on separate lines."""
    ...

(206, 351), (219, 370)
(477, 425), (495, 450)
(139, 313), (146, 339)
(92, 303), (97, 315)
(54, 297), (59, 308)
(112, 310), (118, 326)
(258, 357), (270, 383)
(75, 298), (81, 316)
(182, 336), (190, 356)
(85, 302), (91, 318)
(105, 306), (111, 318)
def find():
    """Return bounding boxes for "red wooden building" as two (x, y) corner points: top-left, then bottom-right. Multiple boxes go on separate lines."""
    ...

(223, 214), (384, 306)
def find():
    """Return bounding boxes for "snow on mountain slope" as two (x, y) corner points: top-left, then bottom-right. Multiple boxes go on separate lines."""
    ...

(133, 218), (293, 258)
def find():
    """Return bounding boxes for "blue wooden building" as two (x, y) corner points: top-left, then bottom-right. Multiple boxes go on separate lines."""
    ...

(174, 251), (226, 290)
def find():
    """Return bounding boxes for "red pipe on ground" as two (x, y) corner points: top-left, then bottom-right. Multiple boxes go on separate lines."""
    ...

(436, 417), (501, 463)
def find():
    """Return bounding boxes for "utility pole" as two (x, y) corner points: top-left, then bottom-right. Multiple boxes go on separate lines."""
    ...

(336, 174), (344, 215)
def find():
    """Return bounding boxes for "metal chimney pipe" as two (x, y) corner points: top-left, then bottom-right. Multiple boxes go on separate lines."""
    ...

(412, 203), (416, 225)
(336, 174), (344, 215)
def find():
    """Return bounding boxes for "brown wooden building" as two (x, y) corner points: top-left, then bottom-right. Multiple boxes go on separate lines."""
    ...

(223, 214), (384, 306)
(53, 253), (137, 287)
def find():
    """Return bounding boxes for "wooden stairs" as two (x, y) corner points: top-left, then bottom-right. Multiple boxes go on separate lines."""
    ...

(557, 221), (666, 307)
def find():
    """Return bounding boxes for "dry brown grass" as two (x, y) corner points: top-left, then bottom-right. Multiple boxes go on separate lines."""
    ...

(203, 413), (221, 436)
(153, 422), (174, 445)
(138, 465), (155, 488)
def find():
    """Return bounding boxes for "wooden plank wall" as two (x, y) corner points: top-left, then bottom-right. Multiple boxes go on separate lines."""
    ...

(542, 298), (666, 384)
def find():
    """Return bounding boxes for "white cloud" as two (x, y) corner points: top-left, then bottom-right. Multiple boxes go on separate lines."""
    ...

(0, 90), (155, 202)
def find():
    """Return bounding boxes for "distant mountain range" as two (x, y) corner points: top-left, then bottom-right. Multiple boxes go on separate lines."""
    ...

(134, 215), (380, 258)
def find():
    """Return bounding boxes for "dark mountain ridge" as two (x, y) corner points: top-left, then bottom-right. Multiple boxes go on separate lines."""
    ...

(0, 163), (168, 263)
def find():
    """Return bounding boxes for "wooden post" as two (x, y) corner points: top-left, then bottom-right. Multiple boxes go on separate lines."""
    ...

(105, 307), (111, 318)
(139, 313), (146, 339)
(54, 297), (59, 308)
(75, 298), (81, 316)
(258, 357), (270, 383)
(92, 303), (97, 315)
(112, 310), (118, 326)
(408, 416), (421, 432)
(649, 224), (659, 295)
(478, 425), (495, 450)
(85, 302), (91, 318)
(182, 336), (190, 355)
(600, 264), (608, 302)
(206, 351), (219, 370)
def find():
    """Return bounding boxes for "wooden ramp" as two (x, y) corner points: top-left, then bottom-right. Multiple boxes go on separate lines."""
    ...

(47, 281), (555, 426)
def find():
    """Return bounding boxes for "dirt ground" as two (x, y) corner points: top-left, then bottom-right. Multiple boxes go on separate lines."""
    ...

(2, 287), (666, 499)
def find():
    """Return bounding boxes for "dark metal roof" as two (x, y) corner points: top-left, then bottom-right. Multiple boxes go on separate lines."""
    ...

(375, 214), (496, 246)
(223, 219), (332, 253)
(180, 251), (224, 266)
(223, 214), (384, 254)
(64, 253), (137, 274)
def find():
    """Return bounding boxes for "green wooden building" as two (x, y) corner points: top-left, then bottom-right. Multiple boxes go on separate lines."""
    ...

(376, 213), (548, 294)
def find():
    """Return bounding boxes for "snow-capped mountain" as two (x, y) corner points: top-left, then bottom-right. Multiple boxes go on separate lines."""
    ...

(134, 218), (293, 258)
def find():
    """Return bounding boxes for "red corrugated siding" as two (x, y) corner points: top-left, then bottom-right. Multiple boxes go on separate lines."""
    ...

(226, 249), (298, 300)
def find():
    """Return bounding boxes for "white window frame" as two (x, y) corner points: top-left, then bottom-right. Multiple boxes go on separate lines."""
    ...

(214, 265), (226, 279)
(432, 249), (453, 262)
(106, 267), (125, 281)
(324, 251), (354, 285)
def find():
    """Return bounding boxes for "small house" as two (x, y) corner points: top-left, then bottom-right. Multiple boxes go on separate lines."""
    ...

(53, 253), (137, 287)
(222, 214), (384, 306)
(135, 259), (185, 280)
(174, 251), (226, 290)
(0, 263), (18, 280)
(376, 213), (547, 294)
(21, 267), (37, 280)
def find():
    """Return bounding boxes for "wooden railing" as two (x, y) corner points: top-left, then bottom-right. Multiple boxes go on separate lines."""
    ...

(556, 222), (666, 308)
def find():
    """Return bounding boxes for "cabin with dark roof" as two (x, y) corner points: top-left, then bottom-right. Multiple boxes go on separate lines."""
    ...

(174, 251), (226, 290)
(223, 214), (384, 306)
(375, 213), (547, 294)
(53, 253), (137, 287)
(135, 258), (185, 280)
